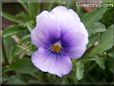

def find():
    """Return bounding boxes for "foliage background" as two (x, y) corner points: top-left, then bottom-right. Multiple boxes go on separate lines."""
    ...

(1, 0), (114, 85)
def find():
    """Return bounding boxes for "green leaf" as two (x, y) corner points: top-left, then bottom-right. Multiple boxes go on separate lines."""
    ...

(76, 5), (85, 17)
(1, 12), (21, 23)
(103, 0), (114, 3)
(13, 43), (34, 58)
(15, 12), (30, 22)
(96, 25), (113, 53)
(66, 0), (73, 8)
(18, 0), (29, 14)
(107, 57), (114, 73)
(24, 21), (34, 32)
(10, 58), (37, 75)
(2, 76), (8, 83)
(81, 7), (107, 36)
(95, 56), (105, 69)
(3, 37), (16, 64)
(90, 22), (106, 36)
(87, 33), (99, 48)
(84, 25), (114, 58)
(28, 80), (41, 84)
(3, 25), (26, 38)
(18, 0), (40, 19)
(108, 48), (114, 58)
(7, 75), (26, 85)
(27, 1), (40, 19)
(20, 34), (30, 43)
(48, 1), (55, 11)
(76, 61), (84, 80)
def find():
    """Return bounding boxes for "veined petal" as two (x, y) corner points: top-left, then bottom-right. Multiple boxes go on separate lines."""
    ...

(62, 22), (88, 59)
(36, 11), (61, 39)
(31, 27), (48, 47)
(31, 11), (61, 47)
(50, 6), (80, 31)
(51, 6), (80, 22)
(68, 46), (87, 59)
(31, 48), (72, 77)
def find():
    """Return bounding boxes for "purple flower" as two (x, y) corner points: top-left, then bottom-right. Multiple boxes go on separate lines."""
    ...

(31, 6), (88, 77)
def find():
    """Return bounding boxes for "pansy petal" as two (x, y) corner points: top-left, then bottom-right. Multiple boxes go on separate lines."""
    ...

(31, 48), (72, 77)
(36, 11), (61, 39)
(68, 46), (87, 59)
(31, 27), (48, 47)
(51, 6), (80, 22)
(31, 11), (61, 47)
(50, 6), (80, 31)
(50, 6), (88, 43)
(62, 23), (88, 59)
(62, 33), (88, 59)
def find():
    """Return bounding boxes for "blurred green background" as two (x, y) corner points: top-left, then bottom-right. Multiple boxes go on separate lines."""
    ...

(1, 0), (114, 85)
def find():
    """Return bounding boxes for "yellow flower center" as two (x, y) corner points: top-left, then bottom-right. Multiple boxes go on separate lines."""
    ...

(52, 43), (62, 53)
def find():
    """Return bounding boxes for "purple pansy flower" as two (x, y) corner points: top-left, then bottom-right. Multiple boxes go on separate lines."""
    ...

(31, 6), (88, 77)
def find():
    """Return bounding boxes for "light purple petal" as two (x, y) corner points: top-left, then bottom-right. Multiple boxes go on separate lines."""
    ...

(51, 6), (80, 22)
(36, 11), (61, 38)
(62, 22), (88, 59)
(31, 27), (48, 47)
(67, 46), (87, 59)
(31, 11), (61, 47)
(50, 6), (80, 32)
(31, 48), (72, 77)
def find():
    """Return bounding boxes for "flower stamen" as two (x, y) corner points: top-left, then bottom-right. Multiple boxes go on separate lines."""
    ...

(51, 43), (62, 53)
